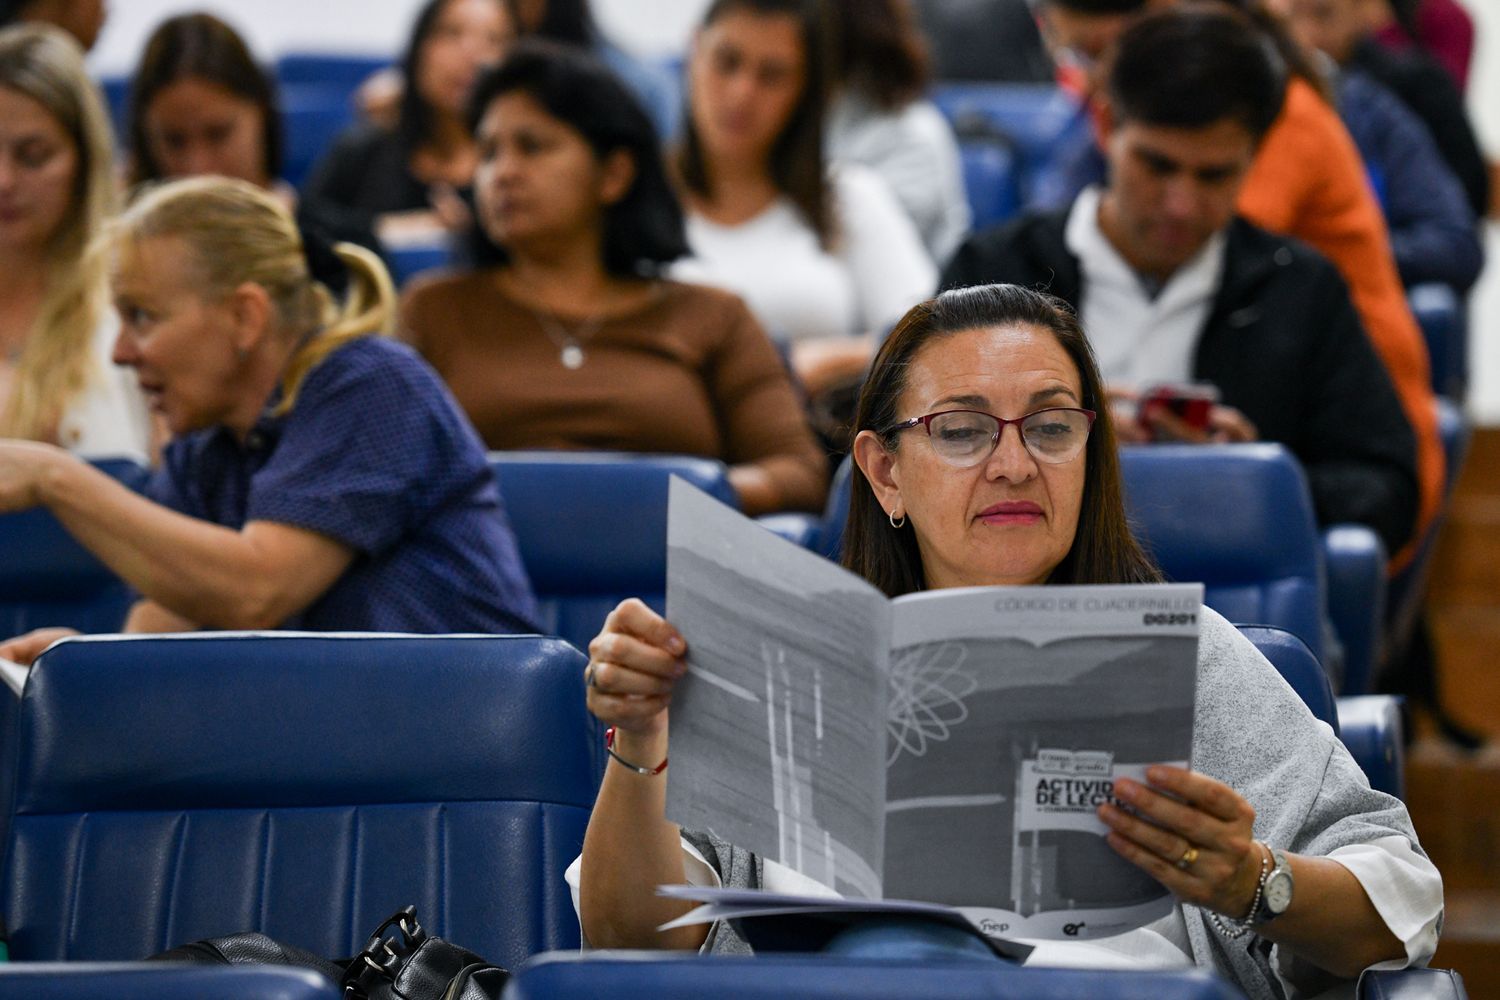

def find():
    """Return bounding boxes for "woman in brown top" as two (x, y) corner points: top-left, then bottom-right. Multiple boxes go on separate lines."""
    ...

(401, 41), (826, 515)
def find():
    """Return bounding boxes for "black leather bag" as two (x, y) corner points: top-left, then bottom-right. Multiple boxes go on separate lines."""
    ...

(343, 906), (509, 1000)
(151, 905), (509, 1000)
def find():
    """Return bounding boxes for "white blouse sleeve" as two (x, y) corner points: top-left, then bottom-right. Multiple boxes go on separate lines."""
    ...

(1268, 836), (1443, 995)
(833, 165), (938, 338)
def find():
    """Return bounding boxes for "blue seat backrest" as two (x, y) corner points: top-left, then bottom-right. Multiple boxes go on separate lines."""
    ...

(1407, 283), (1465, 399)
(98, 77), (130, 148)
(1, 633), (594, 969)
(276, 53), (390, 92)
(504, 953), (1248, 999)
(274, 54), (390, 191)
(1236, 625), (1339, 736)
(489, 452), (738, 652)
(930, 83), (1088, 205)
(814, 456), (854, 561)
(1387, 397), (1470, 625)
(1120, 444), (1325, 663)
(959, 140), (1022, 228)
(387, 241), (456, 287)
(0, 458), (148, 637)
(0, 963), (339, 1000)
(280, 84), (359, 191)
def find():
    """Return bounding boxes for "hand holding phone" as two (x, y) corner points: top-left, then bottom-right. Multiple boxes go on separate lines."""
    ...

(1138, 383), (1220, 441)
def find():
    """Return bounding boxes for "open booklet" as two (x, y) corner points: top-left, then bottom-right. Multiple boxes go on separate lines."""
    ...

(661, 478), (1202, 942)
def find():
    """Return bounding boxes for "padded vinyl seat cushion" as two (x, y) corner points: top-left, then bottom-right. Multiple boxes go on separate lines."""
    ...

(2, 633), (594, 969)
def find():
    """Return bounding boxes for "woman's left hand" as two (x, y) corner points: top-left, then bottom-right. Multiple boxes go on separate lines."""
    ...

(0, 440), (65, 513)
(1099, 764), (1265, 919)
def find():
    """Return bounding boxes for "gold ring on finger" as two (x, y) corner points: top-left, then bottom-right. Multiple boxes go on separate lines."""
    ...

(1176, 845), (1200, 870)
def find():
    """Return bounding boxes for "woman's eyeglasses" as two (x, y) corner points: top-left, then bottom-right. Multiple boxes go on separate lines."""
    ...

(882, 407), (1097, 468)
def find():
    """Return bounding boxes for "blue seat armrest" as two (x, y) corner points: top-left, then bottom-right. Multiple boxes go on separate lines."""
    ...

(1322, 525), (1387, 695)
(1359, 968), (1468, 1000)
(0, 962), (340, 999)
(757, 513), (821, 549)
(1336, 695), (1406, 800)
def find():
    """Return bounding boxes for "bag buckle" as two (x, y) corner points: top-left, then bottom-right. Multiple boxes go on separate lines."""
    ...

(350, 905), (425, 985)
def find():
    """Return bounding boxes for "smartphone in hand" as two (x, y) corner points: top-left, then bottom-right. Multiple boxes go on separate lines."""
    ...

(1137, 383), (1220, 440)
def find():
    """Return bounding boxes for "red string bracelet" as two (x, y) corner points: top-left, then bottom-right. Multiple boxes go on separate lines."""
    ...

(604, 726), (668, 775)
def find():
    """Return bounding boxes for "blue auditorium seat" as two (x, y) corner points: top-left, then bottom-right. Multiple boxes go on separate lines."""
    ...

(275, 53), (390, 93)
(1, 633), (595, 970)
(1386, 397), (1471, 647)
(1120, 444), (1326, 665)
(386, 238), (456, 286)
(959, 139), (1022, 229)
(1323, 525), (1388, 696)
(0, 963), (338, 1000)
(0, 458), (148, 638)
(1360, 968), (1468, 999)
(489, 451), (737, 652)
(930, 83), (1090, 208)
(1237, 625), (1339, 736)
(1408, 284), (1466, 400)
(275, 53), (390, 190)
(813, 456), (854, 560)
(502, 953), (1249, 999)
(280, 83), (358, 191)
(1336, 695), (1407, 802)
(98, 76), (130, 147)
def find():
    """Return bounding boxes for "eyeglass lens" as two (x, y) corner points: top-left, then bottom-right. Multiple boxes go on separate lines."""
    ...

(928, 409), (1091, 466)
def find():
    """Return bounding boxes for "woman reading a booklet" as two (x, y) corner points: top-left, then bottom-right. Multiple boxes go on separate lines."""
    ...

(573, 284), (1441, 996)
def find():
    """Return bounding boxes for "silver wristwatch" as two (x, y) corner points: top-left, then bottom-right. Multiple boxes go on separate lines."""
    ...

(1254, 847), (1294, 924)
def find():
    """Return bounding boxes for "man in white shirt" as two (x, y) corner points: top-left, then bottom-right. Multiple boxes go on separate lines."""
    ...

(942, 4), (1420, 556)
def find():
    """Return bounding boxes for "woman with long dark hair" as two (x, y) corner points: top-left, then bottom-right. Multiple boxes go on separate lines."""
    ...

(569, 284), (1441, 995)
(670, 0), (936, 392)
(127, 13), (283, 192)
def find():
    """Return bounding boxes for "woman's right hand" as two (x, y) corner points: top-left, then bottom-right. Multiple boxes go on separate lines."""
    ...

(585, 599), (688, 738)
(0, 627), (79, 666)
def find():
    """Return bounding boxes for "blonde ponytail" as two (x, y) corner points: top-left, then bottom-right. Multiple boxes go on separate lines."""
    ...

(273, 241), (396, 416)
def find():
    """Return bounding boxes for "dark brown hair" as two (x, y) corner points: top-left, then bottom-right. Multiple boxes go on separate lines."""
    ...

(1108, 3), (1288, 141)
(827, 0), (928, 110)
(676, 0), (832, 248)
(465, 41), (689, 275)
(1207, 0), (1332, 102)
(127, 12), (282, 187)
(843, 284), (1161, 597)
(397, 0), (513, 153)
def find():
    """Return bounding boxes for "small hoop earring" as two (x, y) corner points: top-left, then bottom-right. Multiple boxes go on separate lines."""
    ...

(889, 509), (906, 529)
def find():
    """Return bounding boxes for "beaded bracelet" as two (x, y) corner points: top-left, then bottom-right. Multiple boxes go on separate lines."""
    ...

(604, 726), (668, 776)
(1210, 842), (1271, 940)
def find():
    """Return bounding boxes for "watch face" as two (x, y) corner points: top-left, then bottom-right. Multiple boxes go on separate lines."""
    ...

(1264, 871), (1293, 914)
